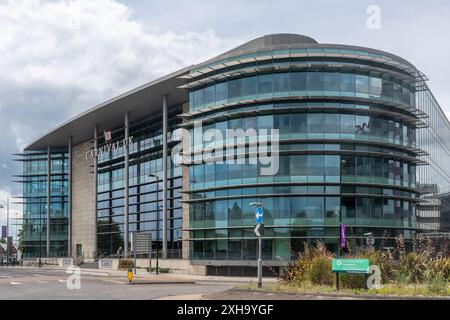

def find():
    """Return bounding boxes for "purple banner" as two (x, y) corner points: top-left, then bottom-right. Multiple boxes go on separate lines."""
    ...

(1, 226), (6, 238)
(340, 224), (346, 248)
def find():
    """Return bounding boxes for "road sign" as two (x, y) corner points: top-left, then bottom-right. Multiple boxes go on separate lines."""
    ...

(255, 207), (263, 224)
(332, 258), (369, 274)
(131, 232), (151, 253)
(254, 223), (264, 237)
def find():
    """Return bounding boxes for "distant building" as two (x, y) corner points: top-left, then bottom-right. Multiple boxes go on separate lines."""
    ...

(0, 237), (18, 264)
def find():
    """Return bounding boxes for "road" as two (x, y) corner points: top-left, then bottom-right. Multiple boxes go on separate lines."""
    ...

(0, 268), (233, 300)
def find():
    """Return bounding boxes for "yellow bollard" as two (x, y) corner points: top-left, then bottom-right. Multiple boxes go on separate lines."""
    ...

(127, 268), (134, 283)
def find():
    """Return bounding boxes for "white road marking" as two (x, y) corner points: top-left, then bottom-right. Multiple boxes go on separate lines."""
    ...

(0, 275), (12, 278)
(58, 279), (66, 283)
(10, 282), (21, 285)
(36, 280), (48, 284)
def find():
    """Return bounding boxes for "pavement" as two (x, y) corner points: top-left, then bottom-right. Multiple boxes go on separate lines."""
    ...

(0, 267), (236, 300)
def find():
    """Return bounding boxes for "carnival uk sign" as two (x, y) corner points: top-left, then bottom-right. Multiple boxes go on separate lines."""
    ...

(85, 136), (134, 160)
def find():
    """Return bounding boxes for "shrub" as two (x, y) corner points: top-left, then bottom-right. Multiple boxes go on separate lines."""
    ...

(279, 241), (332, 285)
(118, 259), (134, 269)
(427, 276), (448, 296)
(340, 273), (367, 289)
(397, 253), (429, 284)
(278, 251), (313, 284)
(426, 257), (450, 281)
(146, 267), (171, 273)
(308, 256), (334, 286)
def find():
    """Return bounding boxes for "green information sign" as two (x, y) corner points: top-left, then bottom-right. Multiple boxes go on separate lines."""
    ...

(332, 258), (369, 274)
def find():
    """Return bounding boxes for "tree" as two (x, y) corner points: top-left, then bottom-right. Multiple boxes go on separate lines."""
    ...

(17, 228), (24, 252)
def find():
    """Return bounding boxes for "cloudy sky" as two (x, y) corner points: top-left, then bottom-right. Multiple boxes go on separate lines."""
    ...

(1, 0), (450, 236)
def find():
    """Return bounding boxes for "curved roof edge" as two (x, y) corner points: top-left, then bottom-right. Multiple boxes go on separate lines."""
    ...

(193, 33), (418, 72)
(25, 66), (191, 150)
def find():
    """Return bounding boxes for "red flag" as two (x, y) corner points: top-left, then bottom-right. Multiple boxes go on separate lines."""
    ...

(104, 130), (112, 142)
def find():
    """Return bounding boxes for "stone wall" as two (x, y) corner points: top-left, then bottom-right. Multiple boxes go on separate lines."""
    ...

(71, 140), (96, 258)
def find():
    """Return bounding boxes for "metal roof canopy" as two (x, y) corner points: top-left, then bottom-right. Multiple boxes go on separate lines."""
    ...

(25, 67), (190, 150)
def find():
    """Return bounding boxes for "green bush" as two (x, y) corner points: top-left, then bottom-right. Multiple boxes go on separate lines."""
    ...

(146, 267), (171, 273)
(308, 257), (334, 286)
(279, 241), (331, 285)
(427, 276), (448, 295)
(118, 259), (134, 269)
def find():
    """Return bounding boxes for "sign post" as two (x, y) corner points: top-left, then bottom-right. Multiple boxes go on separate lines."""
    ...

(251, 203), (264, 289)
(332, 258), (370, 273)
(130, 232), (152, 275)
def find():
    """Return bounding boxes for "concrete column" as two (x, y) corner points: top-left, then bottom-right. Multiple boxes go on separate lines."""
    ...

(93, 126), (98, 259)
(68, 136), (73, 257)
(162, 95), (168, 259)
(124, 111), (130, 258)
(46, 146), (51, 258)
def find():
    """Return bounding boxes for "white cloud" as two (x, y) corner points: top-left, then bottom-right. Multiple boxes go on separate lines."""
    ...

(0, 0), (238, 195)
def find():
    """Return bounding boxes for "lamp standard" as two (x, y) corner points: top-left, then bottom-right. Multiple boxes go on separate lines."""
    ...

(0, 197), (10, 266)
(148, 173), (160, 275)
(249, 201), (263, 288)
(336, 159), (347, 290)
(39, 199), (43, 268)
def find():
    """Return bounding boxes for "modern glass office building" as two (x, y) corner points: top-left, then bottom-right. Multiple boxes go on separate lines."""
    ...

(16, 34), (450, 275)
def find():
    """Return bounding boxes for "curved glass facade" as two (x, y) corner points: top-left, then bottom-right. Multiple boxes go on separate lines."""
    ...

(189, 71), (415, 111)
(187, 49), (423, 262)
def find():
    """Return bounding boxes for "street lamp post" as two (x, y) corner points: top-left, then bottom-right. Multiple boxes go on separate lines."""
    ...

(148, 174), (160, 275)
(250, 201), (263, 288)
(39, 199), (42, 268)
(1, 197), (10, 266)
(336, 159), (347, 290)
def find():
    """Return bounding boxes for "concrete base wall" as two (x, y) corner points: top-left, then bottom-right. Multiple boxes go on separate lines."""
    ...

(98, 258), (207, 275)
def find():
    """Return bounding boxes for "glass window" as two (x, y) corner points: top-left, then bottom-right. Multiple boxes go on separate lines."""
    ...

(291, 114), (307, 134)
(307, 197), (324, 219)
(393, 82), (402, 102)
(308, 155), (324, 176)
(340, 73), (355, 93)
(291, 197), (307, 218)
(307, 72), (323, 91)
(356, 156), (371, 177)
(342, 155), (355, 176)
(370, 76), (382, 97)
(291, 155), (307, 176)
(382, 76), (393, 100)
(242, 76), (257, 97)
(325, 197), (340, 218)
(257, 74), (273, 95)
(324, 155), (340, 176)
(290, 72), (307, 91)
(215, 82), (228, 103)
(204, 85), (215, 106)
(273, 73), (290, 93)
(355, 74), (369, 94)
(342, 196), (355, 218)
(323, 72), (339, 92)
(355, 115), (370, 135)
(340, 114), (355, 135)
(307, 113), (323, 133)
(193, 88), (204, 108)
(228, 78), (242, 100)
(324, 114), (340, 133)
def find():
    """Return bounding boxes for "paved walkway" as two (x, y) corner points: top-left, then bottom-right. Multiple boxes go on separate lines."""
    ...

(0, 266), (278, 285)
